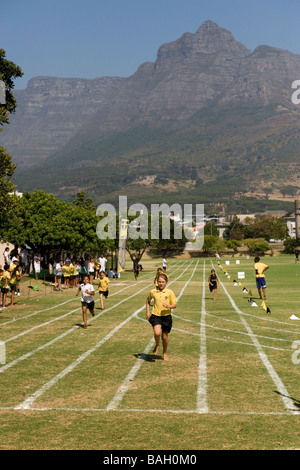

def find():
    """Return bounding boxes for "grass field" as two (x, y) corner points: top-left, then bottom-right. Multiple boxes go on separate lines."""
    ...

(0, 256), (299, 451)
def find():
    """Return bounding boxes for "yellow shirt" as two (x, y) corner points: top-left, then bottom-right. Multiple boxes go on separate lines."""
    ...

(8, 264), (19, 284)
(1, 271), (11, 289)
(70, 264), (77, 276)
(99, 276), (110, 291)
(63, 265), (72, 277)
(147, 288), (177, 317)
(254, 262), (268, 278)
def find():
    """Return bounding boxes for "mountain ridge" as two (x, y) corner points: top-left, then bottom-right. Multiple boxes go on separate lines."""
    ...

(3, 21), (300, 212)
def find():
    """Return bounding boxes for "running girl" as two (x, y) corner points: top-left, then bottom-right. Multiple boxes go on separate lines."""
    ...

(76, 275), (95, 328)
(146, 273), (177, 361)
(208, 269), (219, 300)
(98, 270), (110, 310)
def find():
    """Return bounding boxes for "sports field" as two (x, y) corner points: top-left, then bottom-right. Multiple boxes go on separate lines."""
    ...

(0, 256), (299, 450)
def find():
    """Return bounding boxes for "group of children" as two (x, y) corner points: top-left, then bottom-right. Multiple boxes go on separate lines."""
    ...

(77, 271), (111, 328)
(52, 255), (108, 291)
(0, 255), (28, 309)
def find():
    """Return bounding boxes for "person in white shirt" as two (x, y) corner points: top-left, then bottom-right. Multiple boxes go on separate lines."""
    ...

(54, 259), (63, 291)
(3, 247), (10, 268)
(98, 254), (107, 273)
(33, 251), (42, 280)
(162, 257), (167, 272)
(76, 275), (95, 328)
(88, 258), (95, 283)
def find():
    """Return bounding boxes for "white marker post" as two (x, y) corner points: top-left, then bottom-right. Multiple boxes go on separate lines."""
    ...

(0, 341), (6, 364)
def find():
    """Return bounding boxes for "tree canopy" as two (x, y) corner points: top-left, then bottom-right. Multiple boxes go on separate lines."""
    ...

(0, 190), (115, 256)
(0, 49), (23, 224)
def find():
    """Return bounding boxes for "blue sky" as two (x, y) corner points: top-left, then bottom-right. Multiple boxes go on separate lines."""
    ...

(2, 0), (300, 89)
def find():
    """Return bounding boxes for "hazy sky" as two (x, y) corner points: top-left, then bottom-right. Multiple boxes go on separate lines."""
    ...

(2, 0), (300, 90)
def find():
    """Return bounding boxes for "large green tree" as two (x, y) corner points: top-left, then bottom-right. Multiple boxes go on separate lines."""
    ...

(0, 49), (23, 225)
(0, 190), (112, 257)
(243, 215), (287, 241)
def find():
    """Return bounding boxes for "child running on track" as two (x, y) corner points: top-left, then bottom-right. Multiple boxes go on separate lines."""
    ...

(146, 273), (177, 361)
(76, 274), (95, 328)
(98, 270), (110, 310)
(208, 268), (219, 300)
(154, 267), (169, 286)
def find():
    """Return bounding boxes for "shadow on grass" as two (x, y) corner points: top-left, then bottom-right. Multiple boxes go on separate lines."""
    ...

(134, 353), (163, 362)
(274, 391), (300, 410)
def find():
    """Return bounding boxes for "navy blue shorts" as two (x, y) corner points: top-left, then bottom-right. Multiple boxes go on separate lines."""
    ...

(256, 277), (266, 289)
(99, 290), (108, 298)
(148, 314), (172, 333)
(81, 300), (95, 311)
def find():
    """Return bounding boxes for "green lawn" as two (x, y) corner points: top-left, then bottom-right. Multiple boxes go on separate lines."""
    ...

(0, 256), (299, 450)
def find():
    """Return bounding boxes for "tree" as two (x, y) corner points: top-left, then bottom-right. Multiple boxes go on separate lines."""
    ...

(0, 48), (23, 125)
(0, 49), (23, 227)
(283, 237), (300, 254)
(204, 221), (219, 237)
(0, 147), (18, 220)
(0, 190), (112, 258)
(125, 213), (188, 264)
(243, 215), (287, 241)
(223, 216), (244, 240)
(243, 238), (270, 256)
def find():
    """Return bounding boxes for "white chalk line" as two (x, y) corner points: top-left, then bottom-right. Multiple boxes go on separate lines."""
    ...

(204, 312), (300, 337)
(196, 260), (208, 413)
(14, 261), (194, 409)
(135, 316), (291, 352)
(1, 405), (299, 416)
(172, 313), (297, 345)
(213, 262), (300, 414)
(106, 261), (198, 411)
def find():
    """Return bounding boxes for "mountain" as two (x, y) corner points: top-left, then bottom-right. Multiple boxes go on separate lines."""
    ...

(3, 20), (300, 212)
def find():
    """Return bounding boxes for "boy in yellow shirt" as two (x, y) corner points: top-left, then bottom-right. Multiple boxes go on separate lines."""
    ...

(146, 273), (177, 361)
(98, 270), (110, 310)
(8, 261), (28, 307)
(254, 256), (269, 300)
